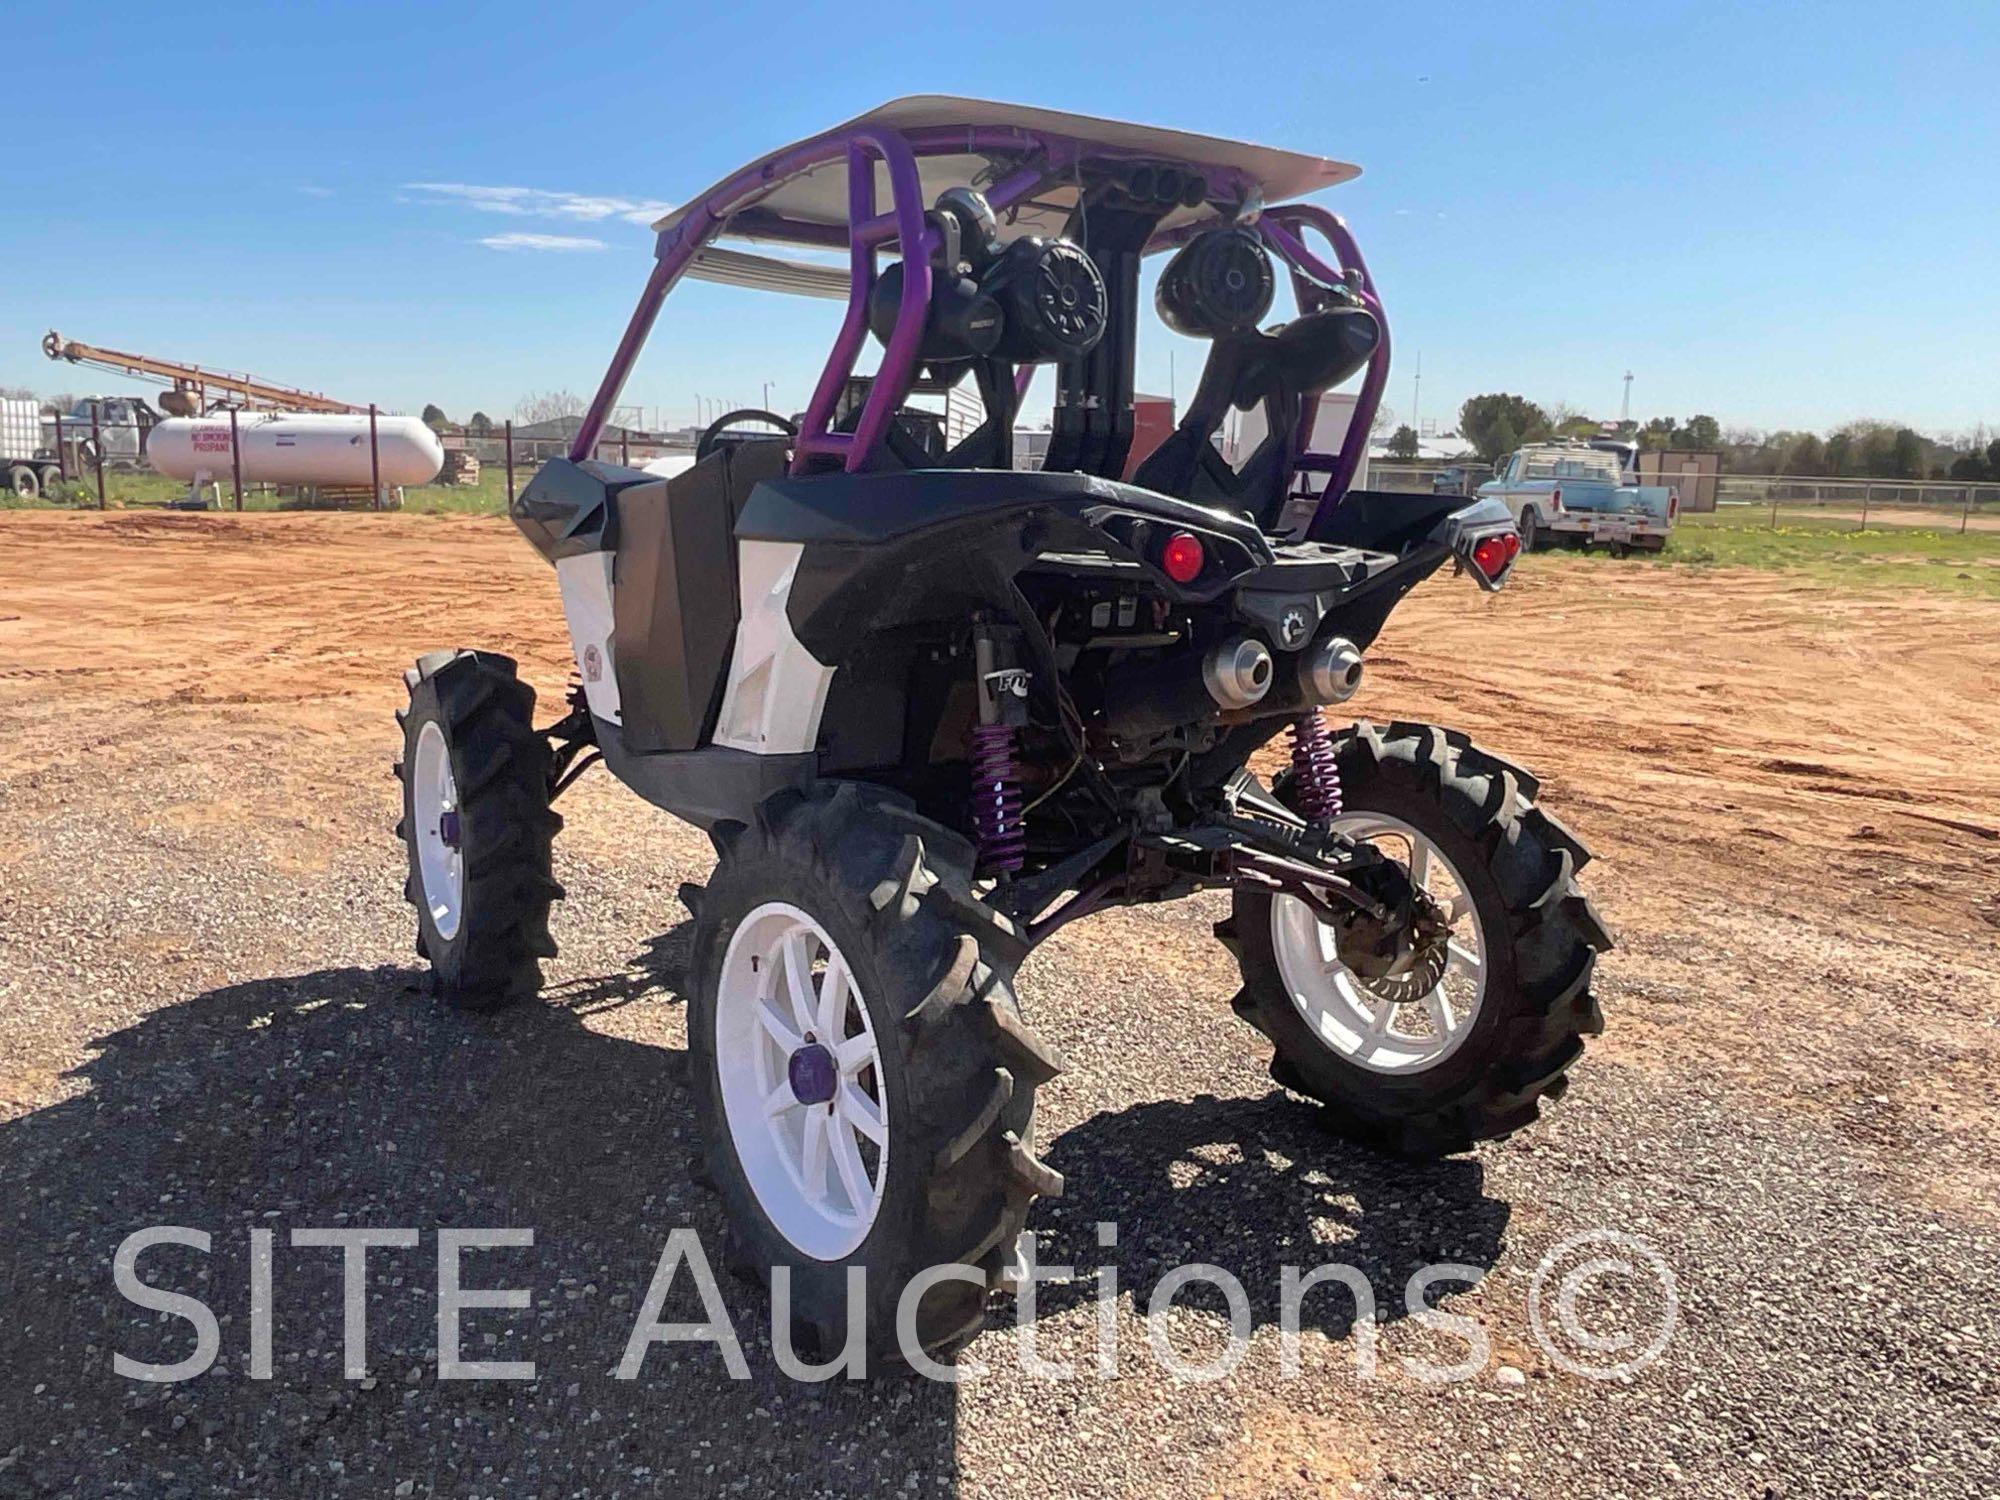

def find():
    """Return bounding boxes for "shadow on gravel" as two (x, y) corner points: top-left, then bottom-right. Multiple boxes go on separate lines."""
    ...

(0, 960), (1510, 1496)
(1033, 1093), (1509, 1341)
(0, 959), (961, 1497)
(541, 920), (696, 1016)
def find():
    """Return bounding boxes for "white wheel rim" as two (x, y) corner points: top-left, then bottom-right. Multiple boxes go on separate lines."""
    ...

(412, 721), (464, 941)
(1270, 813), (1488, 1074)
(716, 902), (889, 1260)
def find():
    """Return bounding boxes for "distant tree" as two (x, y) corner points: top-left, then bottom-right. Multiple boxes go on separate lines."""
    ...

(1787, 434), (1825, 476)
(1823, 420), (1899, 478)
(1555, 415), (1599, 440)
(467, 411), (494, 436)
(1676, 414), (1721, 449)
(420, 403), (450, 433)
(1458, 394), (1550, 463)
(1948, 450), (1990, 481)
(1987, 437), (2000, 476)
(1637, 416), (1677, 451)
(1385, 423), (1420, 459)
(515, 390), (587, 425)
(1857, 426), (1898, 477)
(1888, 427), (1924, 479)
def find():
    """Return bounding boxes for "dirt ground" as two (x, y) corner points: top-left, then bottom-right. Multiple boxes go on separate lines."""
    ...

(2, 510), (1996, 1497)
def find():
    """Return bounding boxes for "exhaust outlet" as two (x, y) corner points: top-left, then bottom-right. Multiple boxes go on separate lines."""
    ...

(1202, 636), (1275, 711)
(1301, 636), (1364, 704)
(1100, 634), (1277, 743)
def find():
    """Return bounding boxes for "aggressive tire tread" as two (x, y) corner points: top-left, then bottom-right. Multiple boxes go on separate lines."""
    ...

(396, 650), (561, 1011)
(1228, 721), (1610, 1157)
(689, 782), (1063, 1363)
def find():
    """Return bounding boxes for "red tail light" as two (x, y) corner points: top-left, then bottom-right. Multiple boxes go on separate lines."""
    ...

(1471, 531), (1522, 581)
(1668, 488), (1680, 520)
(1550, 486), (1564, 514)
(1160, 530), (1205, 584)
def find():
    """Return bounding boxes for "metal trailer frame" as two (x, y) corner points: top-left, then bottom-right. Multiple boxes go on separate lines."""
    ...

(566, 117), (1389, 538)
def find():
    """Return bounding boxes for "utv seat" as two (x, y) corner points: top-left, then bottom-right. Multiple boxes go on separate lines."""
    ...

(1130, 305), (1380, 531)
(611, 439), (790, 753)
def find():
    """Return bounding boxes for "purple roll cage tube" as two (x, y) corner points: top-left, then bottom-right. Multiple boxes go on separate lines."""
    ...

(569, 123), (1388, 536)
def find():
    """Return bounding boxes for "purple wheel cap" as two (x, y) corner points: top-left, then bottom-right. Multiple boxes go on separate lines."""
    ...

(787, 1042), (837, 1107)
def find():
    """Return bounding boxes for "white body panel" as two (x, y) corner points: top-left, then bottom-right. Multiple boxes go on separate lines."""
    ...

(146, 412), (443, 487)
(713, 540), (834, 755)
(641, 453), (698, 481)
(555, 551), (622, 723)
(1, 398), (41, 462)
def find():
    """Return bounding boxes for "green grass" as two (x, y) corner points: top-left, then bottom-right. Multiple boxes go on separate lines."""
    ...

(19, 466), (516, 515)
(1550, 508), (2000, 599)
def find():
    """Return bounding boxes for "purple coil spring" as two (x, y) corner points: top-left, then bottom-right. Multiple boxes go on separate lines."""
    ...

(970, 722), (1027, 874)
(1289, 709), (1344, 827)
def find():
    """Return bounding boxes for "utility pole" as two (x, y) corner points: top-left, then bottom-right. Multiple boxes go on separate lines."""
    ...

(763, 380), (773, 411)
(1411, 351), (1422, 438)
(1621, 371), (1633, 426)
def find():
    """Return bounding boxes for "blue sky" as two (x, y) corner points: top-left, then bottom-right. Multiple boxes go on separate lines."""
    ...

(4, 1), (1996, 438)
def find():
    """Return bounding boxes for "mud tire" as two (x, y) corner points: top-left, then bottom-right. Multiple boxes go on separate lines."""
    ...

(1219, 721), (1611, 1157)
(688, 782), (1065, 1365)
(395, 650), (561, 1011)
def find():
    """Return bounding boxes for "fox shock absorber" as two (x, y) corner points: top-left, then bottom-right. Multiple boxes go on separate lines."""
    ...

(971, 621), (1031, 875)
(1288, 708), (1344, 829)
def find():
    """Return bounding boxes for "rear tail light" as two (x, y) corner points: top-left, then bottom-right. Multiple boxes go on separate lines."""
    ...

(1470, 531), (1522, 582)
(1160, 530), (1206, 584)
(1668, 488), (1680, 520)
(1550, 486), (1564, 514)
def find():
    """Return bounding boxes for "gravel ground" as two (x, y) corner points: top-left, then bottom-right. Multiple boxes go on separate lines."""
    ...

(1, 513), (1996, 1497)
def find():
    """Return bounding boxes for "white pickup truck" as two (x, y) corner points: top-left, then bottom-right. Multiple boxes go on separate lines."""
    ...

(1478, 442), (1678, 553)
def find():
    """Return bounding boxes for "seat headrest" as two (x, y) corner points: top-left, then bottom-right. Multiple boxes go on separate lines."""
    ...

(1228, 307), (1383, 410)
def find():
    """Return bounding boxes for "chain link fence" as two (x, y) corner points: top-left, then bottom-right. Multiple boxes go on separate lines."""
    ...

(14, 420), (2000, 539)
(1368, 463), (2000, 534)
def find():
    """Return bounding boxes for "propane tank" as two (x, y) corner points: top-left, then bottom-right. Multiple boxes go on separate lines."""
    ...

(145, 412), (444, 487)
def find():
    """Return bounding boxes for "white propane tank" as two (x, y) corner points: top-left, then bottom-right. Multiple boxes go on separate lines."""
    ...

(145, 412), (444, 488)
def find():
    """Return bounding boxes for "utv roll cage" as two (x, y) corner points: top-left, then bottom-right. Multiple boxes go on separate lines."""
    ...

(568, 96), (1390, 536)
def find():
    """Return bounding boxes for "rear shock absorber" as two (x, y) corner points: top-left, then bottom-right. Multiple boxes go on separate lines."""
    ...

(1288, 708), (1344, 830)
(970, 620), (1031, 876)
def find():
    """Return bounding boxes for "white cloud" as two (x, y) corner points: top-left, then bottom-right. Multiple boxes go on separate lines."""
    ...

(295, 184), (335, 198)
(407, 181), (672, 227)
(479, 232), (607, 252)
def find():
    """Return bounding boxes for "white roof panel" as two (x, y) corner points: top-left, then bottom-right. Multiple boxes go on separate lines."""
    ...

(654, 96), (1358, 248)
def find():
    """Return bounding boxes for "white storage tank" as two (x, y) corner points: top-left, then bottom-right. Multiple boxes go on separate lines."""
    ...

(146, 412), (443, 488)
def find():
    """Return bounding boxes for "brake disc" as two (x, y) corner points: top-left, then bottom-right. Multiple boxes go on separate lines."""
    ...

(1332, 865), (1453, 1006)
(1351, 909), (1451, 1005)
